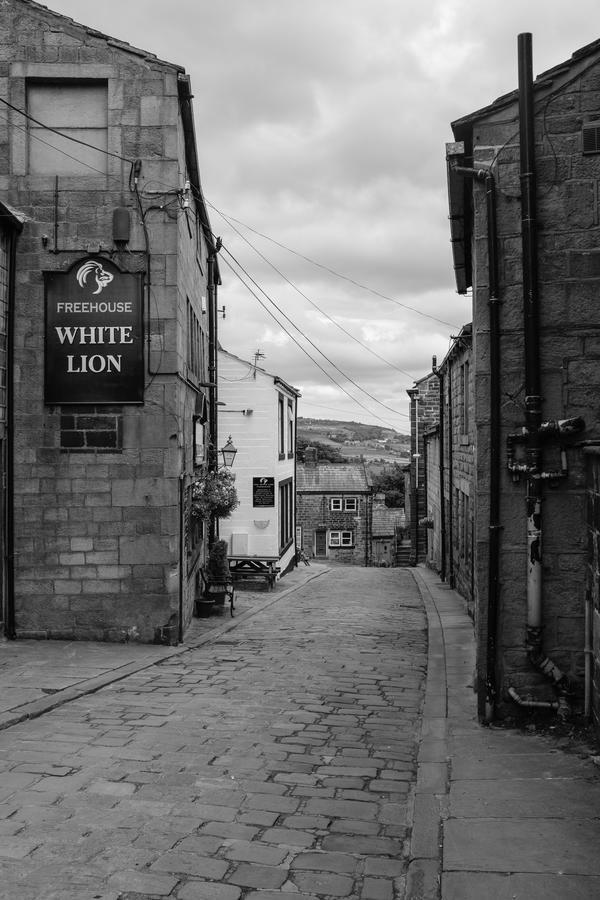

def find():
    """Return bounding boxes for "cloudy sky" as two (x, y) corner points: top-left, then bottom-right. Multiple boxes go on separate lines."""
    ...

(45, 0), (600, 431)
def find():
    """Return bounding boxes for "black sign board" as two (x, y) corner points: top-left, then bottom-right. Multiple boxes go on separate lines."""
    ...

(45, 257), (143, 404)
(253, 476), (275, 507)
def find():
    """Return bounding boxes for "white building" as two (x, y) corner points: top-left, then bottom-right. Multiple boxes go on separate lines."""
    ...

(217, 349), (301, 579)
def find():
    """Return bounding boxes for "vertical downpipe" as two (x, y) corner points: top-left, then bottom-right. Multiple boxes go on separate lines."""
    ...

(485, 171), (501, 720)
(207, 251), (218, 547)
(518, 33), (544, 654)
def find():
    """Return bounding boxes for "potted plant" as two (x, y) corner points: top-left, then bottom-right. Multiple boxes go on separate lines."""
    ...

(196, 539), (235, 617)
(191, 470), (239, 523)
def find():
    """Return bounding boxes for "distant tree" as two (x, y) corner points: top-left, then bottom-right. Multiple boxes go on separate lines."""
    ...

(370, 464), (405, 507)
(297, 439), (344, 463)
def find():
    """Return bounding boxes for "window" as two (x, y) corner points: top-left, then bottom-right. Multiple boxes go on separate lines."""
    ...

(27, 81), (108, 175)
(187, 299), (204, 381)
(287, 400), (294, 458)
(278, 394), (285, 458)
(279, 478), (293, 551)
(329, 530), (354, 547)
(461, 361), (470, 434)
(330, 497), (358, 512)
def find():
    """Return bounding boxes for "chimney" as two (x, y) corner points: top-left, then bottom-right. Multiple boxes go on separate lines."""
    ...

(304, 446), (318, 467)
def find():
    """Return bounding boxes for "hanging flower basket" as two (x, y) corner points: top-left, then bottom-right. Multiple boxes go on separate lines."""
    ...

(191, 470), (239, 522)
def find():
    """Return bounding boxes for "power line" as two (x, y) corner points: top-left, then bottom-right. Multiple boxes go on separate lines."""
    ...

(206, 199), (460, 329)
(220, 243), (407, 420)
(220, 253), (401, 430)
(211, 204), (417, 380)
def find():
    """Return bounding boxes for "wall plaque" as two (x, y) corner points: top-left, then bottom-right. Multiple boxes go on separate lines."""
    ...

(253, 476), (275, 507)
(45, 257), (143, 404)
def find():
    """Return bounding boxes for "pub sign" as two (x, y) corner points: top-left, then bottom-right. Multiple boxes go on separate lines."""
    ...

(45, 257), (143, 404)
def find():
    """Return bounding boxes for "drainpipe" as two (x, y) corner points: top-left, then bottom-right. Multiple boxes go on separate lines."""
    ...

(432, 356), (446, 581)
(518, 33), (571, 713)
(447, 154), (501, 718)
(207, 249), (218, 548)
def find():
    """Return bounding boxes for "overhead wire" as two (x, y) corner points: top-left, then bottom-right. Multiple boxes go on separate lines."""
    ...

(210, 204), (417, 380)
(205, 198), (460, 329)
(219, 253), (404, 429)
(219, 242), (408, 420)
(5, 100), (416, 423)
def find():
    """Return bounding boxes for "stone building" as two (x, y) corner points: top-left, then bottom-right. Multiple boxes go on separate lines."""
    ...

(371, 493), (407, 567)
(406, 372), (440, 565)
(296, 451), (372, 565)
(1, 0), (219, 643)
(424, 326), (475, 617)
(446, 33), (600, 725)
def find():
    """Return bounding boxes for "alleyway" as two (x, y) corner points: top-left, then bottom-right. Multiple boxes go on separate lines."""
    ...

(0, 567), (427, 899)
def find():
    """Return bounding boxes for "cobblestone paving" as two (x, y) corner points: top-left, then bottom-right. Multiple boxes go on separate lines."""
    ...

(0, 567), (427, 900)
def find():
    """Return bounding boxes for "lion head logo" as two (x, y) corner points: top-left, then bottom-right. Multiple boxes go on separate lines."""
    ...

(76, 260), (114, 295)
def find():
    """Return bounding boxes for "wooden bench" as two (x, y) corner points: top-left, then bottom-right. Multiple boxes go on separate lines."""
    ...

(228, 556), (280, 590)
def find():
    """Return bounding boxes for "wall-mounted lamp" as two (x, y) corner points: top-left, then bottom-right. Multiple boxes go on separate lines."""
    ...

(220, 436), (237, 468)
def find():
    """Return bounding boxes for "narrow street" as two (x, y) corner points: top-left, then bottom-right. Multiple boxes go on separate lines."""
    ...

(0, 567), (428, 900)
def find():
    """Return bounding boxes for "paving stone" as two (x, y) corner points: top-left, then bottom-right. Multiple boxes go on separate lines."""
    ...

(291, 870), (355, 896)
(226, 861), (289, 889)
(291, 850), (358, 874)
(177, 883), (242, 900)
(151, 850), (229, 879)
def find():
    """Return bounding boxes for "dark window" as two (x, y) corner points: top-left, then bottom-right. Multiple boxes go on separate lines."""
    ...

(278, 477), (293, 551)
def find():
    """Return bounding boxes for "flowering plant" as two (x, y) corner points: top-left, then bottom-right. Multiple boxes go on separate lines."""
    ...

(191, 470), (239, 521)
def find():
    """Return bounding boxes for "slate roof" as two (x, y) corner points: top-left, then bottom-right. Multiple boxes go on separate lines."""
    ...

(296, 463), (370, 493)
(372, 506), (406, 536)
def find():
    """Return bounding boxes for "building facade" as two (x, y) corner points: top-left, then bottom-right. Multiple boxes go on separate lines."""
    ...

(424, 326), (475, 616)
(406, 372), (440, 565)
(217, 349), (300, 577)
(296, 452), (372, 565)
(446, 33), (600, 724)
(2, 0), (218, 643)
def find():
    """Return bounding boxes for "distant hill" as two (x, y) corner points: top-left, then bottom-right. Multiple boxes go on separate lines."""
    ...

(298, 417), (409, 444)
(297, 418), (410, 464)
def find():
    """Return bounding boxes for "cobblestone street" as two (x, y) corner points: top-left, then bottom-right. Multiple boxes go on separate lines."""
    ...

(0, 567), (427, 900)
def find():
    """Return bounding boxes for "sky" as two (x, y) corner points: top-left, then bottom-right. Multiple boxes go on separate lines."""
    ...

(42, 0), (600, 432)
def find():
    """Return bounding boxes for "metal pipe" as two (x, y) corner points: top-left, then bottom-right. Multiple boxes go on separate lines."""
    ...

(207, 251), (218, 547)
(486, 170), (502, 722)
(447, 156), (502, 717)
(517, 33), (572, 711)
(508, 686), (559, 711)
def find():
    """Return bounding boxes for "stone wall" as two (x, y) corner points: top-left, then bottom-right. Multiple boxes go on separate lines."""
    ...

(465, 57), (600, 710)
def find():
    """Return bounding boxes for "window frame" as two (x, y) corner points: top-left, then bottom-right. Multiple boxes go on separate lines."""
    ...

(27, 79), (109, 177)
(329, 529), (354, 548)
